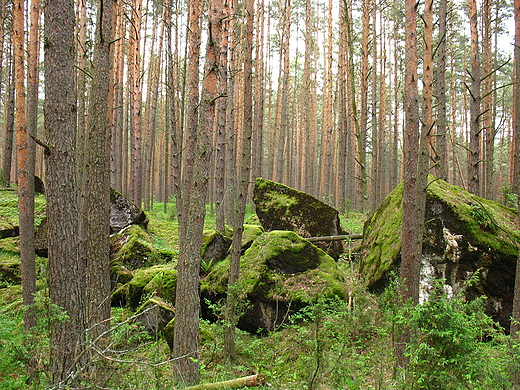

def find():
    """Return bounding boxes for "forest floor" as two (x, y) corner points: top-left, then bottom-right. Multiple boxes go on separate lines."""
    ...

(0, 191), (519, 389)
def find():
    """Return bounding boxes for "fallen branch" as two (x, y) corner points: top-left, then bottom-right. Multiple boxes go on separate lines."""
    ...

(306, 234), (363, 242)
(184, 374), (265, 390)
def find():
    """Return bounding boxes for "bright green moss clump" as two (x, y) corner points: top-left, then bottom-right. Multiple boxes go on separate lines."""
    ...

(202, 230), (346, 303)
(360, 183), (404, 286)
(360, 177), (520, 288)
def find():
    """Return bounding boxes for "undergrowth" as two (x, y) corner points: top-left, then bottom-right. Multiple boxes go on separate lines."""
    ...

(1, 198), (519, 389)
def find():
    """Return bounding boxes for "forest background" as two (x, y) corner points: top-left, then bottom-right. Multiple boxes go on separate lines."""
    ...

(0, 0), (516, 213)
(0, 0), (519, 387)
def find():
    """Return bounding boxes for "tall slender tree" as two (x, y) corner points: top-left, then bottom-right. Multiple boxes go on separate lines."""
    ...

(358, 0), (370, 212)
(172, 0), (204, 384)
(434, 0), (449, 181)
(129, 0), (143, 205)
(510, 0), (520, 338)
(14, 0), (36, 332)
(2, 51), (14, 187)
(467, 0), (481, 195)
(24, 0), (41, 335)
(45, 0), (86, 382)
(225, 0), (254, 361)
(397, 0), (422, 370)
(80, 0), (114, 353)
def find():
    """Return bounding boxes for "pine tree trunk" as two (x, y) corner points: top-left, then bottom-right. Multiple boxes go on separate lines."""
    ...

(510, 0), (520, 340)
(1, 54), (14, 187)
(14, 0), (36, 333)
(397, 0), (421, 370)
(111, 0), (125, 191)
(44, 0), (86, 382)
(224, 0), (254, 362)
(214, 0), (230, 233)
(130, 0), (143, 205)
(482, 0), (495, 199)
(81, 0), (114, 355)
(467, 0), (481, 195)
(358, 0), (370, 213)
(173, 0), (204, 384)
(434, 0), (449, 181)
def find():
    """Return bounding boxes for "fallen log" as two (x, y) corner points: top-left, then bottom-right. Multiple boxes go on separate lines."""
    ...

(306, 234), (363, 242)
(184, 374), (265, 390)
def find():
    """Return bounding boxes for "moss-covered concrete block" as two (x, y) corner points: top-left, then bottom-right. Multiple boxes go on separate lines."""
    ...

(253, 178), (346, 259)
(201, 230), (346, 332)
(359, 176), (520, 329)
(112, 263), (177, 310)
(135, 296), (175, 337)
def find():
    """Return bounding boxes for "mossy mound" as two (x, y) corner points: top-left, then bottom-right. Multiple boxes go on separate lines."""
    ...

(202, 230), (346, 332)
(201, 230), (231, 273)
(112, 263), (177, 310)
(110, 225), (174, 281)
(0, 190), (46, 236)
(241, 224), (264, 251)
(253, 178), (346, 259)
(359, 183), (404, 287)
(359, 177), (520, 329)
(0, 257), (20, 287)
(135, 296), (175, 337)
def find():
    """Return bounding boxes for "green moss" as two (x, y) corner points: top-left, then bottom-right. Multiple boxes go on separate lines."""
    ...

(202, 230), (346, 303)
(360, 177), (520, 287)
(426, 178), (519, 256)
(242, 224), (264, 246)
(111, 225), (174, 272)
(202, 230), (220, 255)
(0, 190), (46, 230)
(360, 183), (404, 285)
(129, 264), (177, 304)
(137, 295), (174, 314)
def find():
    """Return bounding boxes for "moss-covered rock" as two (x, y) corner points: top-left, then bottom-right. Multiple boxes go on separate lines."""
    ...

(201, 230), (346, 332)
(134, 296), (175, 337)
(0, 258), (20, 287)
(241, 224), (264, 251)
(110, 188), (148, 234)
(112, 262), (177, 310)
(34, 217), (48, 257)
(359, 177), (520, 329)
(0, 189), (45, 239)
(253, 178), (347, 259)
(110, 225), (175, 287)
(201, 230), (231, 274)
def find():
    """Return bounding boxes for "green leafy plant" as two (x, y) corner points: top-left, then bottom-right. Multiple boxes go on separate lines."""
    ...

(500, 186), (518, 210)
(469, 202), (498, 231)
(397, 280), (512, 389)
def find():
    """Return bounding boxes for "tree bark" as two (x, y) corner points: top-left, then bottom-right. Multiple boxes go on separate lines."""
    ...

(173, 0), (204, 384)
(184, 374), (264, 390)
(358, 0), (370, 213)
(1, 53), (14, 187)
(14, 0), (36, 333)
(224, 0), (254, 362)
(482, 0), (495, 200)
(510, 0), (520, 338)
(397, 0), (421, 371)
(467, 0), (481, 195)
(81, 0), (114, 354)
(44, 0), (86, 382)
(129, 0), (143, 205)
(434, 0), (449, 181)
(214, 0), (230, 233)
